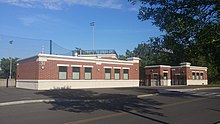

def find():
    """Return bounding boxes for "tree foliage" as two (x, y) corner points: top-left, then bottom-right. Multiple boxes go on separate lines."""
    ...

(0, 58), (18, 79)
(128, 0), (220, 83)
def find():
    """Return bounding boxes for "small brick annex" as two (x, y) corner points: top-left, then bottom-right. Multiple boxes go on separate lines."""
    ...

(16, 54), (140, 90)
(144, 62), (208, 86)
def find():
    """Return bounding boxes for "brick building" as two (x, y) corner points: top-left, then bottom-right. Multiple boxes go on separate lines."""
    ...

(144, 62), (208, 86)
(16, 52), (140, 90)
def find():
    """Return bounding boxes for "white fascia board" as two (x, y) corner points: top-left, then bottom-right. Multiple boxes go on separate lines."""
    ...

(145, 65), (171, 68)
(122, 67), (130, 70)
(190, 66), (208, 71)
(104, 66), (112, 69)
(71, 65), (82, 67)
(38, 54), (135, 65)
(113, 67), (121, 69)
(83, 65), (93, 68)
(37, 56), (47, 61)
(57, 64), (69, 67)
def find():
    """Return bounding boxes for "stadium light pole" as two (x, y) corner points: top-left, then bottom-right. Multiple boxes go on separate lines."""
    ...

(9, 40), (13, 79)
(90, 22), (95, 52)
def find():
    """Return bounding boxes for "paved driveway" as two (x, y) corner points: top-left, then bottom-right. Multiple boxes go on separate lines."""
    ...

(0, 87), (158, 103)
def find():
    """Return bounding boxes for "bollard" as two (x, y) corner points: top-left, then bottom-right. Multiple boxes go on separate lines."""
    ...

(6, 77), (9, 88)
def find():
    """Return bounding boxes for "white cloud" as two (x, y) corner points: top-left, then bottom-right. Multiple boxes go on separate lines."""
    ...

(19, 16), (36, 26)
(1, 0), (123, 10)
(18, 15), (60, 26)
(64, 0), (122, 9)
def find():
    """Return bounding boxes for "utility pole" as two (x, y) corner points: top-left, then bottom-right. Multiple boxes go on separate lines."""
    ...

(90, 22), (95, 52)
(9, 40), (13, 80)
(50, 40), (52, 54)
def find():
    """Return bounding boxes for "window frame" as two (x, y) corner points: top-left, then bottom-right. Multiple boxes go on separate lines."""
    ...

(200, 73), (204, 80)
(84, 67), (92, 80)
(123, 69), (129, 80)
(192, 72), (195, 80)
(58, 66), (68, 80)
(196, 72), (200, 80)
(105, 68), (111, 80)
(114, 69), (120, 80)
(163, 72), (168, 80)
(72, 67), (80, 80)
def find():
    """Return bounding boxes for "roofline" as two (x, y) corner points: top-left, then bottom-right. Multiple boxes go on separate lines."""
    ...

(145, 65), (171, 68)
(18, 54), (140, 64)
(145, 65), (208, 70)
(190, 66), (208, 70)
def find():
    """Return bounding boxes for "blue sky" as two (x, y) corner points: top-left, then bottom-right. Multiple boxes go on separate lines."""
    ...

(0, 0), (163, 58)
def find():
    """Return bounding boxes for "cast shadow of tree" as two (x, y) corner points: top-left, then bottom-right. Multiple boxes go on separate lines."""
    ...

(37, 89), (168, 123)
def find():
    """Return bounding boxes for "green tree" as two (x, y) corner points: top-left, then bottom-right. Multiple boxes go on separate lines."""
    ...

(124, 37), (171, 80)
(0, 58), (18, 79)
(129, 0), (220, 83)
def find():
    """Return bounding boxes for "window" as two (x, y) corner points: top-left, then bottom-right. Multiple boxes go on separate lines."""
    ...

(192, 72), (195, 80)
(114, 69), (120, 80)
(200, 73), (204, 80)
(59, 66), (67, 80)
(153, 74), (158, 80)
(123, 69), (129, 80)
(84, 68), (92, 80)
(72, 67), (80, 80)
(196, 73), (199, 80)
(163, 73), (168, 80)
(105, 68), (111, 80)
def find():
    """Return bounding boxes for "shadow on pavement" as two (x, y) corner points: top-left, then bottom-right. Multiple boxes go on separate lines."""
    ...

(37, 89), (168, 123)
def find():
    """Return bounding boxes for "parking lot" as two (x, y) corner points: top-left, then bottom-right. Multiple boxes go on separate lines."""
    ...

(0, 86), (220, 124)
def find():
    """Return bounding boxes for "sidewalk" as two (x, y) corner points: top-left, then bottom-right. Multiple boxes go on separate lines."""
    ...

(0, 87), (158, 106)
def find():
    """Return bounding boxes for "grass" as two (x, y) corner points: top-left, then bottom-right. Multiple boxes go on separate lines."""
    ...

(208, 83), (220, 86)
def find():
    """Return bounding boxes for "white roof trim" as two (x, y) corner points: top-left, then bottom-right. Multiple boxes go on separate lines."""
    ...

(122, 67), (130, 70)
(71, 65), (82, 67)
(113, 67), (121, 69)
(83, 65), (93, 68)
(104, 66), (112, 69)
(190, 66), (207, 71)
(145, 65), (171, 68)
(35, 54), (137, 65)
(57, 64), (69, 67)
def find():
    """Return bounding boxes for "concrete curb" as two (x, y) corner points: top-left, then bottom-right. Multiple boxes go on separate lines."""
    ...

(166, 87), (220, 92)
(0, 99), (55, 107)
(0, 93), (158, 107)
(137, 93), (158, 98)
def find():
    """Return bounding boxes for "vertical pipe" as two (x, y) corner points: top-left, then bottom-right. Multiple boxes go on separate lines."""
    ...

(50, 40), (52, 54)
(92, 25), (94, 52)
(9, 57), (12, 79)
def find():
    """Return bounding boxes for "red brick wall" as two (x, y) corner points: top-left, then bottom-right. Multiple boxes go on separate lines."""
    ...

(145, 67), (171, 79)
(188, 69), (208, 80)
(159, 67), (171, 79)
(171, 67), (207, 80)
(17, 61), (39, 80)
(18, 58), (139, 80)
(145, 67), (160, 79)
(129, 63), (139, 80)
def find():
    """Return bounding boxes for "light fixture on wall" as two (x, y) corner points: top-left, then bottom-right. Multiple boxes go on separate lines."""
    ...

(41, 66), (45, 70)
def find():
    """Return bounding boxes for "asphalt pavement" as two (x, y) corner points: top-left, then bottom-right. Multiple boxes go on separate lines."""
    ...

(0, 87), (158, 106)
(1, 86), (220, 106)
(0, 87), (219, 124)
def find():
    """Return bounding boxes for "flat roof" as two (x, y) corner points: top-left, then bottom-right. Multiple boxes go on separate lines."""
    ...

(17, 54), (140, 65)
(145, 65), (171, 68)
